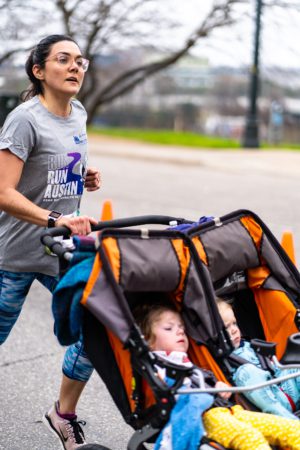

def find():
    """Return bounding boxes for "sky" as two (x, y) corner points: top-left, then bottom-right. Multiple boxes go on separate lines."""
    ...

(4, 0), (300, 72)
(168, 1), (300, 69)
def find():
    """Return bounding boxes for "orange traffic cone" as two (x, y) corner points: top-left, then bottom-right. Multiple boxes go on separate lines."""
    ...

(281, 231), (296, 265)
(100, 199), (113, 222)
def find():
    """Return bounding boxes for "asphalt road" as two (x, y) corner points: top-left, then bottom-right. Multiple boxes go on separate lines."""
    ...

(1, 137), (300, 450)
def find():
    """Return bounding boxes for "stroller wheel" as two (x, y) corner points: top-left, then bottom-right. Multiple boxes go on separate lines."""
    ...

(79, 445), (112, 450)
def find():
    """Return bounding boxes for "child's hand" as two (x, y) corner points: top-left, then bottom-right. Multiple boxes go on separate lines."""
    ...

(215, 381), (232, 399)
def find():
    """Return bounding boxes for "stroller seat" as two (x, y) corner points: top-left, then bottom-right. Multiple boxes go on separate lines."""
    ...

(186, 209), (300, 413)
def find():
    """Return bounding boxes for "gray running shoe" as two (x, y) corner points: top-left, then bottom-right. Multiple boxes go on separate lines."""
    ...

(43, 402), (87, 450)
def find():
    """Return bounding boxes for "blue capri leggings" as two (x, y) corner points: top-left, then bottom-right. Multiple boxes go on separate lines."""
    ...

(0, 270), (94, 382)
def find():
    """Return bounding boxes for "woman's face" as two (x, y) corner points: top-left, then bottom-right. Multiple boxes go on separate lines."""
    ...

(150, 310), (189, 353)
(34, 40), (86, 98)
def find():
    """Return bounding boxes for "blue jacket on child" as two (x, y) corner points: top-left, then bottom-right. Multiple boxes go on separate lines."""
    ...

(232, 340), (300, 419)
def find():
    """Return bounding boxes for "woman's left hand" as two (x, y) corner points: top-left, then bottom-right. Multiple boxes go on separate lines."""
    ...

(215, 381), (232, 399)
(85, 167), (101, 191)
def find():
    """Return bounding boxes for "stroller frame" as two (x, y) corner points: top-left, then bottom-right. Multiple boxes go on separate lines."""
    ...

(41, 210), (300, 450)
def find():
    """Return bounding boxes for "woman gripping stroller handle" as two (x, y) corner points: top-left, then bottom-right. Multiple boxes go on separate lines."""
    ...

(40, 214), (193, 259)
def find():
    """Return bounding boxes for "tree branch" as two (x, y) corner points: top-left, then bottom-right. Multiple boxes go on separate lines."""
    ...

(88, 0), (239, 109)
(0, 46), (32, 66)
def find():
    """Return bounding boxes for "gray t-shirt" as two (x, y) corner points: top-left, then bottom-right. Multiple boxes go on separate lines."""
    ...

(0, 96), (88, 276)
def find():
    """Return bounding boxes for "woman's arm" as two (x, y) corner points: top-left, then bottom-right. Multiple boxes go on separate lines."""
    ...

(0, 149), (50, 226)
(0, 149), (97, 235)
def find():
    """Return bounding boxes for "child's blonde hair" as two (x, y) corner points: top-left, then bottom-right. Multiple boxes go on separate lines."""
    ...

(216, 297), (234, 317)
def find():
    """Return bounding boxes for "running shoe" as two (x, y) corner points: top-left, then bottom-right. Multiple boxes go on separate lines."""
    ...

(43, 402), (87, 450)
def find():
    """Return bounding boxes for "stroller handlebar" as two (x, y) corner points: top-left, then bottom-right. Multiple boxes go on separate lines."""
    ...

(89, 214), (192, 230)
(40, 214), (193, 259)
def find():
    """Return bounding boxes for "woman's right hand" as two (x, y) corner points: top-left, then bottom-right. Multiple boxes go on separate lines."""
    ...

(56, 215), (98, 236)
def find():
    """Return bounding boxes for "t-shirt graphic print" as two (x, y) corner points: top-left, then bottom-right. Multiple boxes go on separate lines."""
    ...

(44, 151), (87, 201)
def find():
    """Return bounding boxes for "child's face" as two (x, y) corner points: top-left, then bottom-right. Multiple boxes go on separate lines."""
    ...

(220, 307), (241, 349)
(150, 310), (189, 353)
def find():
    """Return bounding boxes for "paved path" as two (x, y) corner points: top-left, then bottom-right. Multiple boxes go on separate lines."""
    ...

(88, 135), (300, 178)
(88, 134), (300, 269)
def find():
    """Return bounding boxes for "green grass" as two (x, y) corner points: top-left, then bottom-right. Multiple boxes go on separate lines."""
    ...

(89, 126), (240, 149)
(88, 126), (300, 150)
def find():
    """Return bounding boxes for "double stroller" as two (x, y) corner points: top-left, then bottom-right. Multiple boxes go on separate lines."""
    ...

(41, 209), (300, 450)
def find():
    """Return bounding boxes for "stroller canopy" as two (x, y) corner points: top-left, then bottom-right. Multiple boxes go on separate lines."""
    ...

(188, 209), (300, 358)
(81, 228), (225, 348)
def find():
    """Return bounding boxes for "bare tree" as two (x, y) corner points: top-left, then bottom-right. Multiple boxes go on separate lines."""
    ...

(0, 0), (291, 123)
(0, 0), (250, 121)
(56, 0), (248, 123)
(0, 0), (51, 65)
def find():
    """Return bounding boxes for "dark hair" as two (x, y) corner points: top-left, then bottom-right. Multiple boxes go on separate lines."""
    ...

(21, 34), (78, 101)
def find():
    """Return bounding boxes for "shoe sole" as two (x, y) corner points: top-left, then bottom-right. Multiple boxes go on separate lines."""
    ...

(42, 413), (67, 450)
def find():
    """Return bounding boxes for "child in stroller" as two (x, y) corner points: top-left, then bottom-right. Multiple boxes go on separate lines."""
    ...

(135, 301), (300, 450)
(217, 298), (300, 419)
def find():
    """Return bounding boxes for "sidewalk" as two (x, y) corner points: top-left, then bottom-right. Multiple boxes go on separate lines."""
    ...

(88, 135), (300, 178)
